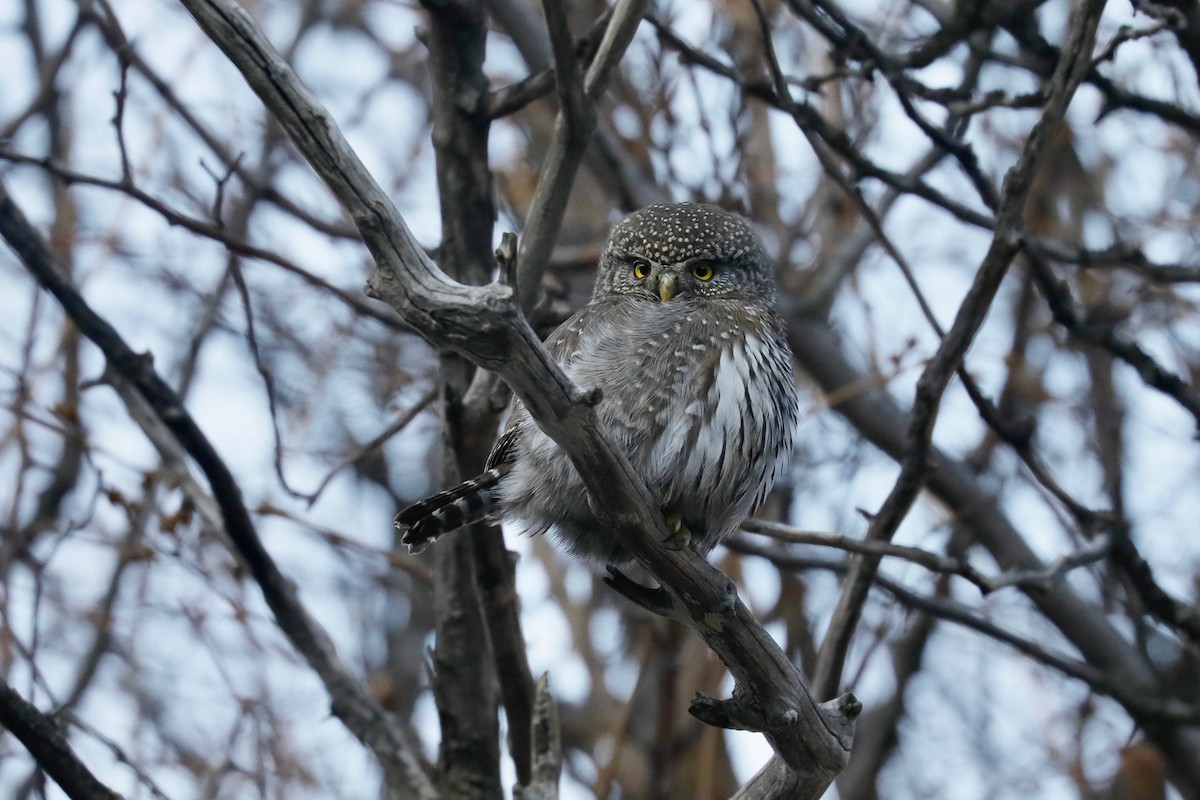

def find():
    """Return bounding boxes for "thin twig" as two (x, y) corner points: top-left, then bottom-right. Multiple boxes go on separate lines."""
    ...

(740, 521), (1112, 594)
(82, 0), (360, 240)
(486, 9), (615, 119)
(514, 674), (563, 800)
(0, 150), (409, 330)
(1027, 251), (1200, 427)
(730, 540), (1200, 724)
(305, 386), (437, 505)
(645, 13), (996, 230)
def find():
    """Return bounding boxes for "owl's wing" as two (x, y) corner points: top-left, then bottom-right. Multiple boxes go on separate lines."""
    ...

(484, 304), (597, 471)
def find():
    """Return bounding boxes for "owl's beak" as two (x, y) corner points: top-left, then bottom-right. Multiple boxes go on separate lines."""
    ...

(657, 273), (676, 302)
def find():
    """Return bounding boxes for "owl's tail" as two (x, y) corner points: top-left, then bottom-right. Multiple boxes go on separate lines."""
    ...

(395, 465), (508, 553)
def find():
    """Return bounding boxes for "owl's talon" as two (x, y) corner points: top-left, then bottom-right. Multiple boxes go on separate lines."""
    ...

(662, 513), (692, 551)
(571, 385), (602, 407)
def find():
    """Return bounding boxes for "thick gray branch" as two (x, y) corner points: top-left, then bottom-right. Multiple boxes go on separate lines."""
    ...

(174, 0), (855, 789)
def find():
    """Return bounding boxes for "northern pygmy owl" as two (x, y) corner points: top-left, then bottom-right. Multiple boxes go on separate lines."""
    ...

(397, 203), (798, 564)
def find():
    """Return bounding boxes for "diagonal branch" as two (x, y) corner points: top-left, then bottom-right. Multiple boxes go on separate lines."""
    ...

(0, 678), (123, 800)
(812, 0), (1108, 700)
(0, 179), (435, 800)
(173, 0), (856, 789)
(783, 316), (1200, 788)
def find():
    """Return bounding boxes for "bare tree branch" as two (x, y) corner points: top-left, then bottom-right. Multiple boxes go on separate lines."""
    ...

(515, 0), (649, 311)
(812, 0), (1108, 700)
(1028, 251), (1200, 427)
(784, 317), (1200, 789)
(740, 520), (1112, 594)
(0, 678), (124, 800)
(172, 0), (857, 789)
(730, 539), (1200, 723)
(513, 674), (562, 800)
(0, 150), (406, 330)
(0, 178), (436, 800)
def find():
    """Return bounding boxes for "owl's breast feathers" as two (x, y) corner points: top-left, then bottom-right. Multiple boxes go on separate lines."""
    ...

(492, 296), (796, 554)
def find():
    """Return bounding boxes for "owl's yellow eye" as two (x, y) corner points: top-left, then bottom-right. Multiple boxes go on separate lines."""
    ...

(692, 264), (715, 281)
(633, 263), (650, 280)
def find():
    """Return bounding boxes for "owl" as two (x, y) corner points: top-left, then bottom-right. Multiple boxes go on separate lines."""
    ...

(397, 203), (799, 565)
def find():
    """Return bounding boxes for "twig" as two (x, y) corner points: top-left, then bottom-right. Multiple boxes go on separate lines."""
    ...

(486, 9), (615, 119)
(225, 256), (313, 501)
(256, 502), (435, 584)
(785, 311), (1200, 786)
(514, 674), (562, 800)
(645, 13), (995, 230)
(740, 521), (1112, 594)
(198, 152), (243, 228)
(787, 0), (1000, 210)
(305, 386), (437, 505)
(0, 150), (409, 330)
(483, 0), (667, 210)
(0, 15), (84, 142)
(1037, 239), (1200, 283)
(110, 55), (133, 184)
(1109, 527), (1200, 644)
(984, 536), (1114, 592)
(65, 713), (172, 800)
(745, 16), (1063, 501)
(1091, 14), (1182, 67)
(1027, 251), (1200, 427)
(729, 541), (1200, 724)
(82, 0), (360, 240)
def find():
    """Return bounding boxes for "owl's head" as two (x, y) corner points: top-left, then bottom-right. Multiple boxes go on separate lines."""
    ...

(593, 204), (775, 304)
